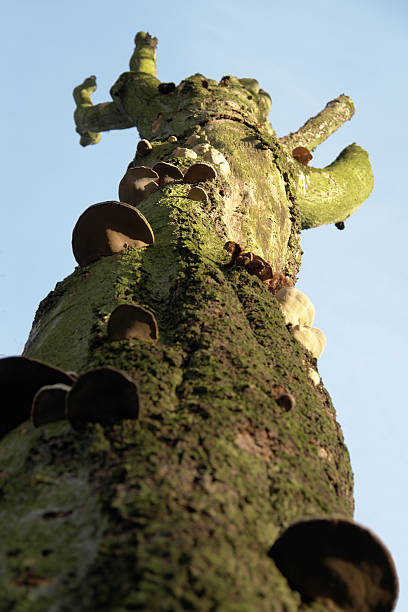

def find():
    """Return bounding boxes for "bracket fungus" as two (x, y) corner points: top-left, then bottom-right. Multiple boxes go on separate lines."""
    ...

(183, 162), (217, 184)
(269, 518), (398, 612)
(307, 367), (321, 387)
(187, 186), (208, 203)
(153, 162), (184, 186)
(275, 287), (315, 327)
(136, 139), (152, 157)
(292, 325), (326, 360)
(66, 367), (140, 431)
(72, 201), (154, 266)
(31, 383), (72, 427)
(118, 166), (159, 207)
(107, 304), (159, 342)
(172, 147), (197, 160)
(0, 357), (74, 438)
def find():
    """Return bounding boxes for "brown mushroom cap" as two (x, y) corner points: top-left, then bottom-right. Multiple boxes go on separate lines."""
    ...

(66, 367), (140, 431)
(292, 146), (313, 166)
(0, 357), (74, 438)
(72, 201), (154, 267)
(183, 162), (217, 184)
(136, 139), (152, 157)
(118, 166), (159, 207)
(187, 186), (208, 203)
(108, 304), (159, 342)
(269, 518), (398, 611)
(31, 383), (72, 427)
(153, 162), (184, 186)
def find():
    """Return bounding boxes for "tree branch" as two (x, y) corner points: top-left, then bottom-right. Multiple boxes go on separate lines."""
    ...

(73, 76), (134, 146)
(279, 94), (355, 152)
(73, 32), (161, 146)
(129, 31), (158, 76)
(294, 143), (374, 229)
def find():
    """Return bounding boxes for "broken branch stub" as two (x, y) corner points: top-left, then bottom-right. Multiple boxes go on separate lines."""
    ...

(66, 367), (140, 431)
(108, 304), (159, 342)
(72, 201), (154, 267)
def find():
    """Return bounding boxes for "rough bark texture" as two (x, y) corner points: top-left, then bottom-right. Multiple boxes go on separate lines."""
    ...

(0, 33), (377, 611)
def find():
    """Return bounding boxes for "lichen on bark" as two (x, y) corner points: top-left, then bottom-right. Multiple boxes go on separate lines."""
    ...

(0, 31), (387, 612)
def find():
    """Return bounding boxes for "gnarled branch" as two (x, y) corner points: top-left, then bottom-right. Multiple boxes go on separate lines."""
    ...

(279, 94), (355, 152)
(73, 32), (160, 146)
(294, 143), (374, 229)
(129, 31), (158, 76)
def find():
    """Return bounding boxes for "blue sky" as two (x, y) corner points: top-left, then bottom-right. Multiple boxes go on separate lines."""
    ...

(2, 0), (407, 608)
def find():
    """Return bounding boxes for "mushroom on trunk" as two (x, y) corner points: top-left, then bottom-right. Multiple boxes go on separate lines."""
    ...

(153, 162), (184, 186)
(118, 166), (159, 207)
(269, 518), (398, 612)
(31, 383), (72, 427)
(66, 367), (140, 431)
(108, 304), (159, 342)
(72, 201), (154, 266)
(0, 357), (74, 438)
(183, 162), (217, 184)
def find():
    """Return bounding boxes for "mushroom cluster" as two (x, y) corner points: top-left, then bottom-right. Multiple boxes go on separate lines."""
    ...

(275, 287), (326, 360)
(223, 243), (325, 366)
(119, 154), (217, 213)
(223, 241), (292, 294)
(269, 517), (399, 612)
(0, 356), (140, 439)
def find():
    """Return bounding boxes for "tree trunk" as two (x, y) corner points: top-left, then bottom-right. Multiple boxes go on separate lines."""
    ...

(1, 33), (392, 612)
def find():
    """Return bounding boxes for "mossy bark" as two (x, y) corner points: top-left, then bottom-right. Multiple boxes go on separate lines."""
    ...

(0, 35), (363, 612)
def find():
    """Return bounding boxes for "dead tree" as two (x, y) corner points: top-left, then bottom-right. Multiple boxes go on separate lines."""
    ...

(0, 32), (398, 612)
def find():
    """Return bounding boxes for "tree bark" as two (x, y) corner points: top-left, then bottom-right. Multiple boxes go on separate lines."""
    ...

(0, 32), (380, 612)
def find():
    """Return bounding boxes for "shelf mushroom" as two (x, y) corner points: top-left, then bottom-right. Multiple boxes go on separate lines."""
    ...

(31, 383), (72, 427)
(187, 186), (208, 203)
(72, 201), (154, 266)
(292, 325), (326, 359)
(275, 287), (315, 327)
(153, 162), (184, 186)
(66, 366), (140, 431)
(108, 304), (159, 342)
(183, 162), (217, 184)
(269, 517), (398, 612)
(0, 356), (74, 438)
(136, 139), (152, 157)
(118, 166), (159, 207)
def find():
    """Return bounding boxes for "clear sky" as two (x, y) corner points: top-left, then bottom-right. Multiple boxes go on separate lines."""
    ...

(1, 0), (407, 608)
